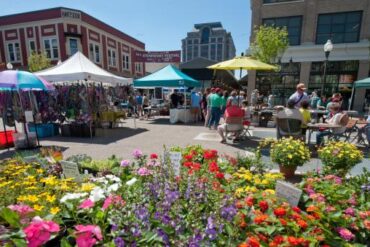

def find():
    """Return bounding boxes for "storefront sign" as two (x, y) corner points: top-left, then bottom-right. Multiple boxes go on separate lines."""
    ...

(134, 50), (181, 63)
(169, 152), (182, 176)
(275, 180), (302, 206)
(61, 9), (81, 19)
(60, 161), (81, 181)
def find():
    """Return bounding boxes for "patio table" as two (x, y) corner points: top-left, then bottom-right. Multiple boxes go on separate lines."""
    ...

(307, 123), (342, 145)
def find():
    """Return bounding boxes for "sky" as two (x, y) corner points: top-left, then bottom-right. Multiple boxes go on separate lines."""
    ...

(0, 0), (251, 55)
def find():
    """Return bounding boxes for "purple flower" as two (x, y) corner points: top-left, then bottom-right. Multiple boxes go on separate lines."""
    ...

(135, 206), (149, 222)
(120, 160), (130, 167)
(344, 207), (356, 217)
(337, 227), (355, 241)
(221, 205), (237, 221)
(205, 217), (218, 241)
(188, 233), (203, 247)
(114, 237), (125, 247)
(157, 228), (170, 246)
(132, 149), (143, 159)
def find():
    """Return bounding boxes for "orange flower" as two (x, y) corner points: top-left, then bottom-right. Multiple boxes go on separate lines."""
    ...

(297, 219), (308, 229)
(235, 200), (244, 209)
(254, 214), (268, 224)
(239, 220), (247, 228)
(306, 205), (318, 212)
(273, 207), (286, 217)
(248, 236), (260, 247)
(238, 243), (250, 247)
(245, 196), (255, 207)
(279, 218), (287, 226)
(287, 236), (300, 246)
(364, 220), (370, 230)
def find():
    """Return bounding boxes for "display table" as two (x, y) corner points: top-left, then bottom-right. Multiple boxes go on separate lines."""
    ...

(100, 111), (126, 122)
(169, 108), (194, 124)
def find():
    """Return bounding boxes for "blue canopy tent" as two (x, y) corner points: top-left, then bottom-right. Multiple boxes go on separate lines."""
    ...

(133, 65), (200, 88)
(349, 77), (370, 110)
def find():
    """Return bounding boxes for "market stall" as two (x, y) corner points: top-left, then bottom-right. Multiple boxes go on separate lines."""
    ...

(133, 65), (200, 123)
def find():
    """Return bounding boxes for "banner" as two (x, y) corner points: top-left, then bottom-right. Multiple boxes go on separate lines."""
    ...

(134, 50), (181, 63)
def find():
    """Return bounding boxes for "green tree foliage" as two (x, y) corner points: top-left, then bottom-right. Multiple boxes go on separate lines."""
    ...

(251, 25), (289, 64)
(28, 52), (52, 72)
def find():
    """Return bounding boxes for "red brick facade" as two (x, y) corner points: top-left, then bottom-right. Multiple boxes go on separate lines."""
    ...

(0, 7), (145, 78)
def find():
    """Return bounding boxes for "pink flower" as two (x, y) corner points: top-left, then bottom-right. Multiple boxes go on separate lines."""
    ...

(137, 167), (151, 176)
(75, 225), (103, 247)
(337, 227), (355, 241)
(325, 206), (336, 212)
(79, 199), (95, 209)
(347, 195), (357, 206)
(132, 149), (143, 159)
(102, 195), (125, 210)
(24, 218), (60, 247)
(344, 207), (356, 217)
(8, 204), (34, 217)
(120, 160), (130, 167)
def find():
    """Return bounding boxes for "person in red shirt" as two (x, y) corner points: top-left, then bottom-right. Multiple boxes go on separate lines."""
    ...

(217, 105), (245, 143)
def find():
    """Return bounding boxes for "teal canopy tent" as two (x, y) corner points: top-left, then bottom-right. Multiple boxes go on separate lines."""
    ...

(349, 77), (370, 110)
(133, 65), (200, 88)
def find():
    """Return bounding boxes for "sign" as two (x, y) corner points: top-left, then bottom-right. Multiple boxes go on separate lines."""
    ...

(25, 111), (34, 123)
(60, 161), (81, 181)
(61, 9), (81, 19)
(134, 50), (181, 63)
(275, 180), (303, 206)
(169, 152), (182, 176)
(23, 155), (38, 163)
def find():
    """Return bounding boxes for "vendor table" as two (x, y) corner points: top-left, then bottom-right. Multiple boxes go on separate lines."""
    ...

(169, 108), (194, 124)
(100, 111), (126, 122)
(307, 123), (342, 145)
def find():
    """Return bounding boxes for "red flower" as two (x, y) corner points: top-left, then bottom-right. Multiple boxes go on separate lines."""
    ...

(239, 220), (247, 228)
(212, 181), (221, 190)
(191, 162), (201, 171)
(297, 219), (308, 229)
(254, 214), (268, 224)
(208, 162), (219, 173)
(216, 173), (224, 179)
(273, 235), (284, 244)
(245, 196), (255, 207)
(235, 200), (244, 209)
(292, 206), (301, 214)
(190, 150), (198, 155)
(248, 236), (260, 247)
(183, 161), (193, 168)
(238, 243), (250, 247)
(292, 213), (301, 220)
(184, 154), (193, 161)
(257, 233), (268, 243)
(287, 236), (300, 246)
(259, 201), (269, 212)
(273, 207), (286, 217)
(279, 218), (287, 226)
(203, 150), (217, 159)
(150, 153), (158, 159)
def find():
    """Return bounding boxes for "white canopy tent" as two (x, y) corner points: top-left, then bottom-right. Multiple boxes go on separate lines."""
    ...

(35, 51), (131, 85)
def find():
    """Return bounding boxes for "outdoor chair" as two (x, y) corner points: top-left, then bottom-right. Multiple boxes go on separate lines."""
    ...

(276, 118), (303, 140)
(328, 113), (350, 142)
(365, 125), (370, 148)
(240, 120), (252, 139)
(224, 117), (244, 143)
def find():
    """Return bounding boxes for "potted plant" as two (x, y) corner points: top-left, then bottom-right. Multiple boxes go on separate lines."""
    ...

(270, 137), (311, 178)
(318, 141), (363, 177)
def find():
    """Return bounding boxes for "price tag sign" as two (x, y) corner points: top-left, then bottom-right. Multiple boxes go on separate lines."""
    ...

(275, 180), (303, 206)
(60, 160), (81, 182)
(23, 155), (38, 163)
(169, 152), (182, 176)
(25, 111), (34, 123)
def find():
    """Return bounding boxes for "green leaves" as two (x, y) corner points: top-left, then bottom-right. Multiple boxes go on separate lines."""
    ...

(0, 207), (21, 228)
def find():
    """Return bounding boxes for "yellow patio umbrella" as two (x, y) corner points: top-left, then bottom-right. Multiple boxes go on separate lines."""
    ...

(207, 56), (278, 79)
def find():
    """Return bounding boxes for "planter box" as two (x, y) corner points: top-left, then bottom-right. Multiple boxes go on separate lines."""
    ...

(0, 130), (15, 148)
(13, 132), (37, 149)
(28, 124), (53, 138)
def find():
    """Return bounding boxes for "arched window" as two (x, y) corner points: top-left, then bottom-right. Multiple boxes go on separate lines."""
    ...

(201, 27), (210, 44)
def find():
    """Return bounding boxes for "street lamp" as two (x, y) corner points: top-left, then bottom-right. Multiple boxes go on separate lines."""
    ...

(321, 39), (333, 95)
(6, 62), (13, 70)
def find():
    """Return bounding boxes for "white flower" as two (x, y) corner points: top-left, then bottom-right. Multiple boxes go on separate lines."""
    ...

(89, 187), (106, 202)
(107, 183), (121, 193)
(92, 177), (109, 184)
(126, 177), (137, 186)
(60, 193), (88, 203)
(105, 175), (121, 183)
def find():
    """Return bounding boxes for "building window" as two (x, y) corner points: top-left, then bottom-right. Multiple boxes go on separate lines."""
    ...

(194, 39), (199, 44)
(193, 46), (199, 58)
(211, 38), (216, 43)
(28, 40), (36, 55)
(201, 27), (210, 44)
(43, 38), (59, 59)
(263, 16), (302, 45)
(89, 43), (100, 63)
(7, 42), (21, 62)
(210, 44), (216, 61)
(316, 11), (362, 44)
(122, 53), (130, 70)
(263, 0), (300, 3)
(217, 37), (223, 43)
(108, 48), (117, 67)
(135, 62), (142, 73)
(200, 45), (208, 58)
(69, 38), (79, 56)
(217, 44), (223, 61)
(187, 39), (193, 45)
(187, 46), (193, 61)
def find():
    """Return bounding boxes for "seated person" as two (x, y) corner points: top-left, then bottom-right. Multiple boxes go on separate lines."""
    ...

(299, 100), (311, 136)
(316, 103), (347, 145)
(217, 105), (244, 143)
(276, 99), (303, 139)
(241, 100), (251, 123)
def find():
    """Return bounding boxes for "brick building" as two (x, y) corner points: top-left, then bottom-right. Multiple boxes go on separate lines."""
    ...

(249, 0), (370, 111)
(0, 7), (145, 78)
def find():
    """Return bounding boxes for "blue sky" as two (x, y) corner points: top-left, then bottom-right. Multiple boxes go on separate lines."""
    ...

(0, 0), (251, 55)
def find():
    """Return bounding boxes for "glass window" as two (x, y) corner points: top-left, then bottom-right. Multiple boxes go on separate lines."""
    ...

(194, 39), (199, 44)
(187, 39), (193, 45)
(122, 53), (130, 70)
(316, 11), (362, 44)
(69, 38), (78, 56)
(28, 40), (36, 55)
(201, 27), (210, 44)
(217, 37), (223, 43)
(7, 42), (21, 62)
(217, 44), (223, 61)
(108, 48), (116, 67)
(211, 38), (216, 43)
(135, 62), (142, 73)
(263, 16), (302, 45)
(89, 43), (100, 63)
(187, 46), (193, 61)
(210, 44), (216, 61)
(193, 46), (199, 58)
(200, 45), (208, 58)
(43, 38), (59, 59)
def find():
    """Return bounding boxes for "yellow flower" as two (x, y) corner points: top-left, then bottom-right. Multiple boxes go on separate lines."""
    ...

(50, 207), (60, 215)
(235, 188), (244, 197)
(80, 183), (95, 192)
(26, 186), (38, 190)
(33, 204), (44, 211)
(46, 195), (56, 203)
(287, 154), (293, 159)
(264, 189), (275, 195)
(36, 169), (44, 174)
(0, 181), (12, 188)
(41, 176), (58, 186)
(26, 195), (39, 203)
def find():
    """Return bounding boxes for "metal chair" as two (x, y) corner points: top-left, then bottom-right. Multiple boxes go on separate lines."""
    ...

(224, 117), (244, 143)
(276, 118), (303, 140)
(328, 113), (350, 142)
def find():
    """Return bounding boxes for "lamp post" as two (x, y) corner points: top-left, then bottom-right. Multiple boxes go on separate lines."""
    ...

(6, 62), (13, 70)
(321, 39), (333, 96)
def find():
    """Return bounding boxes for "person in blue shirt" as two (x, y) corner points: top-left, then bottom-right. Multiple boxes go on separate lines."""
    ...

(135, 92), (143, 117)
(190, 90), (201, 123)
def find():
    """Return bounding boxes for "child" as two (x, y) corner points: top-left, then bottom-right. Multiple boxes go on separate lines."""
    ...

(299, 100), (311, 136)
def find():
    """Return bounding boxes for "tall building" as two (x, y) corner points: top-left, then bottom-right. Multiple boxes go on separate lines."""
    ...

(0, 7), (146, 78)
(249, 0), (370, 111)
(182, 22), (236, 63)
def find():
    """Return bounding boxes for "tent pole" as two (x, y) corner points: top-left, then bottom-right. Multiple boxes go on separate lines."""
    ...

(28, 90), (40, 147)
(349, 85), (355, 111)
(18, 90), (30, 149)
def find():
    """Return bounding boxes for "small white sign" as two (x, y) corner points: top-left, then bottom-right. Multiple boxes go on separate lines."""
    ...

(23, 155), (38, 163)
(60, 160), (81, 182)
(25, 111), (34, 123)
(169, 152), (182, 176)
(275, 180), (303, 206)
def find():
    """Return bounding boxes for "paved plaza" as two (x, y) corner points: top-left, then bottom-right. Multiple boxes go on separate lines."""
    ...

(1, 116), (368, 175)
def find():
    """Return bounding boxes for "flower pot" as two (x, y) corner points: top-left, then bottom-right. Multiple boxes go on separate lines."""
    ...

(279, 165), (297, 179)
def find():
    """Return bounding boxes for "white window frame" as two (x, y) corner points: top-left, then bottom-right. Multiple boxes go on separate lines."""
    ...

(68, 38), (79, 56)
(7, 42), (21, 63)
(28, 40), (36, 56)
(43, 38), (59, 60)
(135, 62), (142, 73)
(122, 53), (130, 71)
(89, 42), (101, 64)
(108, 48), (117, 67)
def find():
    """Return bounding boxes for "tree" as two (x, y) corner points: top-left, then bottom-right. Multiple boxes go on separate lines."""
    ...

(28, 52), (52, 72)
(251, 25), (289, 64)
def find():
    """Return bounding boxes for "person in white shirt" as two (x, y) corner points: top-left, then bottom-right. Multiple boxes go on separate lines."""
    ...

(276, 99), (304, 122)
(289, 83), (309, 108)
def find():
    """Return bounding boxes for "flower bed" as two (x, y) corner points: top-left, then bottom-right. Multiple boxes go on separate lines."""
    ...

(0, 145), (368, 246)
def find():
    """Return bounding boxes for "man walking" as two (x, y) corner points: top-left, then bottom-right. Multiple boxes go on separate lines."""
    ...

(208, 88), (222, 130)
(289, 83), (309, 108)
